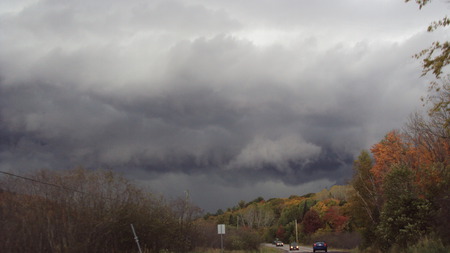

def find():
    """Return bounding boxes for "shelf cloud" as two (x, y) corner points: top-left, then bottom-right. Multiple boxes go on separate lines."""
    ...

(1, 0), (447, 211)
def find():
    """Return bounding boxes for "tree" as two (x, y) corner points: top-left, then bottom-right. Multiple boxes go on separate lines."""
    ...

(276, 225), (286, 241)
(279, 204), (302, 225)
(299, 198), (317, 220)
(171, 191), (203, 252)
(349, 151), (380, 224)
(406, 0), (450, 130)
(406, 0), (449, 79)
(405, 0), (432, 9)
(238, 200), (246, 209)
(302, 209), (323, 235)
(424, 79), (450, 136)
(323, 206), (349, 232)
(0, 168), (203, 253)
(376, 165), (433, 250)
(370, 131), (416, 183)
(348, 150), (382, 249)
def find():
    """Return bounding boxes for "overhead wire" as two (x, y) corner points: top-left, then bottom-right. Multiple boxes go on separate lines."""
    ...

(0, 170), (117, 200)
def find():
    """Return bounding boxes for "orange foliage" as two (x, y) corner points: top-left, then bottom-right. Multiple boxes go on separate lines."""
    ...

(370, 129), (449, 194)
(370, 131), (414, 183)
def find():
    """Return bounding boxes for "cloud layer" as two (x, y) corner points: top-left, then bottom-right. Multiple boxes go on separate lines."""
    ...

(1, 0), (448, 211)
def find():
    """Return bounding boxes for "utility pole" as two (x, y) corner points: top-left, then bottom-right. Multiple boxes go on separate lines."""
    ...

(295, 219), (298, 243)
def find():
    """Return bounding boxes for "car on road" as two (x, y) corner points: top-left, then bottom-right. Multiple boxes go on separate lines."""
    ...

(275, 241), (284, 247)
(313, 241), (327, 252)
(289, 242), (299, 251)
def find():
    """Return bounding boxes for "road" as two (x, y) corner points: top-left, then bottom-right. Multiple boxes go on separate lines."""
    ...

(264, 243), (350, 253)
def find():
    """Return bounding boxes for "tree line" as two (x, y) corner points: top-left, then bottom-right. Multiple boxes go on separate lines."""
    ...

(349, 81), (449, 252)
(347, 1), (450, 251)
(0, 168), (202, 253)
(204, 185), (360, 250)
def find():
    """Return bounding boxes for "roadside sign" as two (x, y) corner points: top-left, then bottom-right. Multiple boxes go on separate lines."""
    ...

(217, 224), (225, 234)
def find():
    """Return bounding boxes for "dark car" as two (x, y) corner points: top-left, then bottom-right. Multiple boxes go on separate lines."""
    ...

(275, 241), (284, 247)
(313, 241), (327, 252)
(289, 242), (299, 251)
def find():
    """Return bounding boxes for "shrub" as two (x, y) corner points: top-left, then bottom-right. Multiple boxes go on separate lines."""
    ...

(406, 237), (449, 253)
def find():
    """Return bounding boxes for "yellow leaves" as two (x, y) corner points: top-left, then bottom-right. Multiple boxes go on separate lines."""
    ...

(311, 198), (341, 218)
(283, 196), (304, 206)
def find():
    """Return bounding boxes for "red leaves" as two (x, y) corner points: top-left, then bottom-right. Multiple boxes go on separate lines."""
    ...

(302, 209), (323, 234)
(323, 206), (349, 232)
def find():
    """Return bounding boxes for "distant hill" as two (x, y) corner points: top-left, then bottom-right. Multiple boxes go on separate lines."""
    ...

(197, 184), (360, 249)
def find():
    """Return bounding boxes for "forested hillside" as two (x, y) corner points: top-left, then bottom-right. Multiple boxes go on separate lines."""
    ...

(199, 185), (360, 250)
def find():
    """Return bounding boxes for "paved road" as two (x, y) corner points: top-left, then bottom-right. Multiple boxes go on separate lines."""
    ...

(264, 243), (350, 253)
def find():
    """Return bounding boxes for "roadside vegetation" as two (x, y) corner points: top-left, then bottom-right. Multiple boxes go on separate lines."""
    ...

(0, 168), (203, 252)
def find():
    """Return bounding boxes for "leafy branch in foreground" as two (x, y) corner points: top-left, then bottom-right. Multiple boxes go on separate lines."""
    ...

(406, 0), (450, 79)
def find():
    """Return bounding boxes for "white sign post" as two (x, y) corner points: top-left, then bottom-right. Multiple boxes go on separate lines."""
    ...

(218, 224), (225, 253)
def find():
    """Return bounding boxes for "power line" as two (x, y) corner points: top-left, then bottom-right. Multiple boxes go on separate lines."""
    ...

(0, 170), (88, 196)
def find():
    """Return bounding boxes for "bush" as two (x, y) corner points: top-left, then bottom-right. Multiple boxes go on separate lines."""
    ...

(406, 237), (449, 253)
(225, 227), (263, 250)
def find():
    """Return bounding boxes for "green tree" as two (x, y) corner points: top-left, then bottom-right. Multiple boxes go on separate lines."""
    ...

(376, 165), (433, 251)
(279, 204), (302, 225)
(349, 151), (380, 224)
(299, 198), (317, 220)
(348, 150), (381, 248)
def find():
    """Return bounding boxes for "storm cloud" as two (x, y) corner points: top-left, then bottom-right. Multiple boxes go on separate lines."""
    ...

(1, 0), (448, 211)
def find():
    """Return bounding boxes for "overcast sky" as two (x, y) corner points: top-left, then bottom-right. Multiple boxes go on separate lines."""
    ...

(1, 0), (448, 212)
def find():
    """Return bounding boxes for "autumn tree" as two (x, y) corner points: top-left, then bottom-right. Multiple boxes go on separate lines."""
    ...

(350, 85), (449, 250)
(276, 225), (286, 241)
(323, 206), (349, 232)
(302, 209), (323, 235)
(406, 0), (450, 130)
(370, 131), (417, 184)
(406, 0), (449, 79)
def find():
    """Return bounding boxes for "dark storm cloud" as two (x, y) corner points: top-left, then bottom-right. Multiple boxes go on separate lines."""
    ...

(1, 0), (448, 211)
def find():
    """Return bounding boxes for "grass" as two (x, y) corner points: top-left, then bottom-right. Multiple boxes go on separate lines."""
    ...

(190, 245), (283, 253)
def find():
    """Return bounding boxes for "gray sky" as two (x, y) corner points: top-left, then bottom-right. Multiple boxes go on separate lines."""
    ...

(1, 0), (448, 212)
